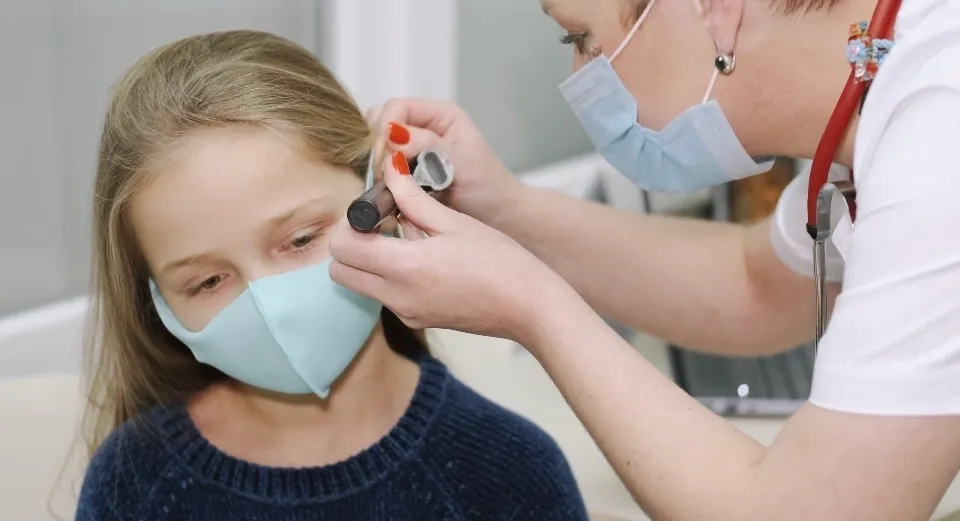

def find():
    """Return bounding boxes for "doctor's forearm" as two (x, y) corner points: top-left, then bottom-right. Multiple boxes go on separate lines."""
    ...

(521, 288), (766, 520)
(524, 288), (960, 521)
(491, 185), (814, 355)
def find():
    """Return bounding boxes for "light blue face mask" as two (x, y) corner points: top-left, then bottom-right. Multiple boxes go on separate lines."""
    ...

(149, 159), (382, 398)
(558, 0), (773, 193)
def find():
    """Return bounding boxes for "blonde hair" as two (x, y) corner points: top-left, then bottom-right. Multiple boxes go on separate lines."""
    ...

(81, 29), (423, 460)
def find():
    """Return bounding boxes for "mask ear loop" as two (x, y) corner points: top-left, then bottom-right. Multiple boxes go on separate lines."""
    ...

(702, 68), (721, 104)
(364, 151), (376, 190)
(609, 0), (659, 63)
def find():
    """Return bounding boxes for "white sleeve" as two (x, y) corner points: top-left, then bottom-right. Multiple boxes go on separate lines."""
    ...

(809, 85), (960, 416)
(769, 163), (849, 283)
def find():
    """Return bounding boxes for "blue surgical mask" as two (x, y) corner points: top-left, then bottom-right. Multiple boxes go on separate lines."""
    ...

(149, 158), (382, 398)
(559, 0), (773, 193)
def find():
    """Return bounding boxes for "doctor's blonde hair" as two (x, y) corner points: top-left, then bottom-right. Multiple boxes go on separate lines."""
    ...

(81, 29), (427, 461)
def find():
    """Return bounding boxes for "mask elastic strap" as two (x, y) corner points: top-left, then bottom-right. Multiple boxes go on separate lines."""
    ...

(701, 67), (720, 104)
(364, 151), (375, 189)
(610, 0), (659, 62)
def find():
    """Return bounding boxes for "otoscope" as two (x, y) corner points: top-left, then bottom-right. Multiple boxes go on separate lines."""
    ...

(347, 148), (455, 232)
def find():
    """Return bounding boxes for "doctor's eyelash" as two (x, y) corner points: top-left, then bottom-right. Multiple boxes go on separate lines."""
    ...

(559, 33), (588, 54)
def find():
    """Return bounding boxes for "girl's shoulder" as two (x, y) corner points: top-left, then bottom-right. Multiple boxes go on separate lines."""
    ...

(440, 374), (562, 452)
(419, 356), (565, 458)
(427, 366), (588, 518)
(75, 405), (186, 520)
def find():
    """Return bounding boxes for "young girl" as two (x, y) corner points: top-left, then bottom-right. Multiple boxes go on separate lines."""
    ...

(75, 30), (588, 521)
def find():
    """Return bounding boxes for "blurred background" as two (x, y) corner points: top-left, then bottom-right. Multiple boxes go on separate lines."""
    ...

(0, 0), (811, 412)
(0, 0), (591, 317)
(1, 1), (956, 520)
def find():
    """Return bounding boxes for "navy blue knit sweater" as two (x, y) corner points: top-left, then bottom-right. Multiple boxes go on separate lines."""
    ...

(75, 357), (589, 520)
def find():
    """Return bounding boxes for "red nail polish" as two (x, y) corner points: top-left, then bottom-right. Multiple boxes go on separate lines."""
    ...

(392, 151), (411, 175)
(387, 122), (410, 145)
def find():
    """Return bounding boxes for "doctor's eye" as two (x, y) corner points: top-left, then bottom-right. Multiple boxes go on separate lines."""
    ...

(559, 32), (588, 54)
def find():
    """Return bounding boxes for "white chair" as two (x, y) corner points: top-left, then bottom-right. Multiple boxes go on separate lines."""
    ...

(0, 298), (88, 521)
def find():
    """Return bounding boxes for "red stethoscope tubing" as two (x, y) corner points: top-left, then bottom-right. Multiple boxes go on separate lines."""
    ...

(804, 0), (903, 237)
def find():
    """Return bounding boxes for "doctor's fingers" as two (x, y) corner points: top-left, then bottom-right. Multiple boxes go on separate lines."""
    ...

(365, 103), (385, 126)
(329, 260), (428, 330)
(382, 151), (466, 235)
(328, 218), (410, 276)
(383, 122), (442, 159)
(329, 260), (387, 301)
(369, 98), (463, 138)
(365, 112), (443, 178)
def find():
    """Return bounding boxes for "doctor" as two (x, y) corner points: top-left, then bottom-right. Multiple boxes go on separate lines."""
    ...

(329, 0), (960, 518)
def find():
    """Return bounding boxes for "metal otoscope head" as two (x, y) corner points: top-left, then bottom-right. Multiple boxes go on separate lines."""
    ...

(346, 148), (455, 232)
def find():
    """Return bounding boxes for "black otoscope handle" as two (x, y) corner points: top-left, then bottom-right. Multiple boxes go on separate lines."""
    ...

(347, 180), (397, 232)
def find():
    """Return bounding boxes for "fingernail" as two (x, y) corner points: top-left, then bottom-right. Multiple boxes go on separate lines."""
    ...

(387, 122), (410, 145)
(392, 151), (411, 175)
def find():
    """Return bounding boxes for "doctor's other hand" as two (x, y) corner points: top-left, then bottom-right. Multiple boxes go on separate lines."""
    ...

(329, 151), (574, 343)
(366, 98), (524, 225)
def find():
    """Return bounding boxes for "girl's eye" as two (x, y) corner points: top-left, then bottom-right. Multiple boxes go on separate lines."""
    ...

(559, 32), (588, 54)
(190, 274), (227, 296)
(285, 230), (324, 253)
(291, 234), (314, 249)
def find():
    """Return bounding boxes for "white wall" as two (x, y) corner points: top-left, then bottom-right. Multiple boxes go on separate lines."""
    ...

(455, 0), (595, 173)
(317, 0), (455, 110)
(0, 0), (321, 317)
(0, 0), (454, 319)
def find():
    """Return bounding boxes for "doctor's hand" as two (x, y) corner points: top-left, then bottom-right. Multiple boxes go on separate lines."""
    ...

(329, 151), (575, 342)
(365, 98), (524, 226)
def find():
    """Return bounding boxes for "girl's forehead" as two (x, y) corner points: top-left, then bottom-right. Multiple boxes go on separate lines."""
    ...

(136, 128), (336, 206)
(128, 128), (360, 270)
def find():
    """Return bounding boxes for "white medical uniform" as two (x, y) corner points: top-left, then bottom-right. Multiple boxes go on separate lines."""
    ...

(769, 0), (960, 415)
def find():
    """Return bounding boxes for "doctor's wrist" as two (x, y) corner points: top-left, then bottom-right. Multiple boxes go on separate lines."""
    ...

(510, 274), (593, 356)
(473, 177), (532, 232)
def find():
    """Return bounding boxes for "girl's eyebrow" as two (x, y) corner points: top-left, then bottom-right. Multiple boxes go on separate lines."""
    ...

(160, 195), (336, 275)
(262, 195), (334, 231)
(160, 253), (216, 275)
